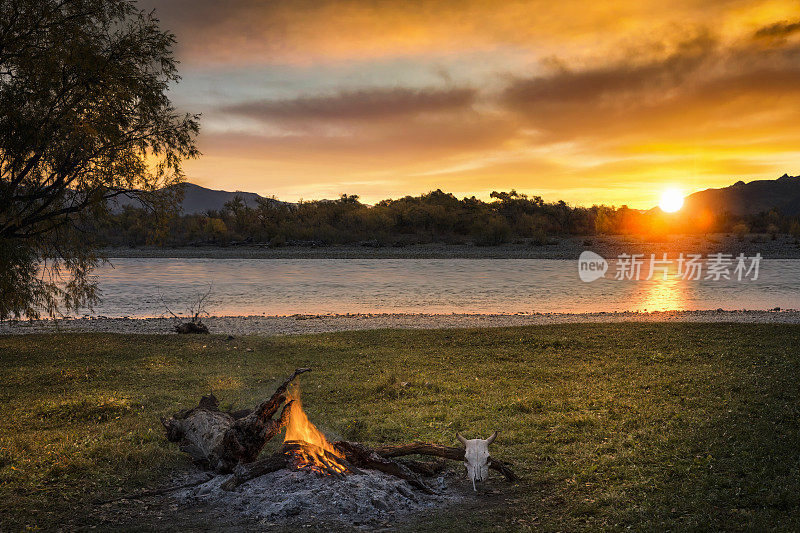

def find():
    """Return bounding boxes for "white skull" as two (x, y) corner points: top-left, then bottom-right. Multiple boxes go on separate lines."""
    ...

(457, 431), (497, 491)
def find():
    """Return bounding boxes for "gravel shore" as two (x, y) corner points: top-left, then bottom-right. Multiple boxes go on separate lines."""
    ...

(3, 310), (799, 335)
(99, 233), (800, 259)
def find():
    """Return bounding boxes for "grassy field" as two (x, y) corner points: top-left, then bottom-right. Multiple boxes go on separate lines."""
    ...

(1, 324), (799, 531)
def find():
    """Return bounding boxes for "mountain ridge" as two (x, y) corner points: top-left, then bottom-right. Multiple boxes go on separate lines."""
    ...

(683, 174), (800, 216)
(113, 182), (282, 215)
(118, 174), (800, 217)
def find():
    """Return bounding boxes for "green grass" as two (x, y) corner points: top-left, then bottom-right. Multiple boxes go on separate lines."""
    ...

(1, 324), (799, 531)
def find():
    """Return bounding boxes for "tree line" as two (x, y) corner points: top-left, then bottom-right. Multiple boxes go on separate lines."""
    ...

(90, 189), (800, 248)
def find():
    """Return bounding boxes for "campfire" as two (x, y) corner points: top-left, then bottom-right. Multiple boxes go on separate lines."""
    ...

(282, 385), (351, 477)
(161, 368), (517, 495)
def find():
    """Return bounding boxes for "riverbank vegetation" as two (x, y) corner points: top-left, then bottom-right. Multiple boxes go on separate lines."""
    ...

(1, 323), (798, 530)
(92, 190), (800, 249)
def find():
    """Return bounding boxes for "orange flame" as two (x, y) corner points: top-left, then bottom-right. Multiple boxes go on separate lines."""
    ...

(283, 384), (346, 475)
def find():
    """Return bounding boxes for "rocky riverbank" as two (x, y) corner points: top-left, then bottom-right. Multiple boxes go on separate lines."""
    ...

(3, 309), (799, 335)
(98, 233), (800, 259)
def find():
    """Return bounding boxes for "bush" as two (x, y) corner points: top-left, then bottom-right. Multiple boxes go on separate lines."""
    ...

(767, 224), (779, 240)
(472, 217), (512, 246)
(732, 223), (749, 241)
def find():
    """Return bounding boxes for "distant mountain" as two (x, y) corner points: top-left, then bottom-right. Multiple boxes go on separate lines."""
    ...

(114, 183), (282, 215)
(178, 183), (275, 214)
(683, 174), (800, 216)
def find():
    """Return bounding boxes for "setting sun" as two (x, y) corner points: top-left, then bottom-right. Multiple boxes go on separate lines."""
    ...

(659, 189), (684, 213)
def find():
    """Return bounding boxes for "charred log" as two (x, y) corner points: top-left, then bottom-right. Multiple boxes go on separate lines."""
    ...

(373, 442), (464, 461)
(220, 454), (288, 491)
(334, 441), (435, 494)
(220, 441), (364, 491)
(486, 458), (517, 482)
(228, 367), (312, 464)
(372, 442), (518, 482)
(283, 441), (364, 477)
(396, 457), (448, 477)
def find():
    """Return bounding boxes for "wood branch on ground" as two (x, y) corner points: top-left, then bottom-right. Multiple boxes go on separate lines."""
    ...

(160, 287), (212, 334)
(372, 441), (519, 482)
(373, 442), (465, 461)
(220, 454), (288, 491)
(220, 441), (366, 491)
(97, 473), (215, 504)
(174, 321), (209, 334)
(396, 457), (448, 477)
(333, 441), (436, 494)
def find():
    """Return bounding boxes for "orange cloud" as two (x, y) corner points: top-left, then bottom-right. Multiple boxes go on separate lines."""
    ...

(144, 0), (799, 65)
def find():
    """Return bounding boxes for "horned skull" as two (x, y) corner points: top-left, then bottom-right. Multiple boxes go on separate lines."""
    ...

(457, 431), (497, 491)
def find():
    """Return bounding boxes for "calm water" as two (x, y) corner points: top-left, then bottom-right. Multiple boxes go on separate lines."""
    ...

(80, 258), (800, 317)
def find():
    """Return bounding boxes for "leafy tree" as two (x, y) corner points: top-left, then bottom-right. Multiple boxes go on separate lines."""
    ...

(0, 0), (198, 319)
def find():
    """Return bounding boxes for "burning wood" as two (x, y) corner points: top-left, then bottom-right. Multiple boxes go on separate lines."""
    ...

(281, 385), (353, 476)
(283, 441), (359, 477)
(163, 368), (517, 494)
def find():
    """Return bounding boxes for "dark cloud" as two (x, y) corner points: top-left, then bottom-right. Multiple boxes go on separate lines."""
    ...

(499, 33), (800, 143)
(502, 34), (715, 110)
(222, 87), (476, 123)
(754, 20), (800, 40)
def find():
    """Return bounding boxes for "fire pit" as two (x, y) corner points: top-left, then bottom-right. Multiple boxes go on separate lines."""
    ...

(176, 464), (463, 529)
(160, 368), (517, 526)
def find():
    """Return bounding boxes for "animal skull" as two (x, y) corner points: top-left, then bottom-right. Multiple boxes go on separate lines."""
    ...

(457, 431), (497, 491)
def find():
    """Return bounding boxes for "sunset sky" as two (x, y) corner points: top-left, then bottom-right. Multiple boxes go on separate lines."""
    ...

(140, 0), (800, 208)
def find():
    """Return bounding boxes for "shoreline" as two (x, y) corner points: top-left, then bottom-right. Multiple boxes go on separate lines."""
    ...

(98, 233), (800, 259)
(3, 309), (800, 335)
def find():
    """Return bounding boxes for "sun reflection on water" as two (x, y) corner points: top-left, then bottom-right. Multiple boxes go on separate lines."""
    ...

(623, 258), (691, 312)
(637, 278), (687, 311)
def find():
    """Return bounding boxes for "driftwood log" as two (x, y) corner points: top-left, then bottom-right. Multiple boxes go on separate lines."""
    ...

(161, 368), (310, 472)
(163, 367), (518, 491)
